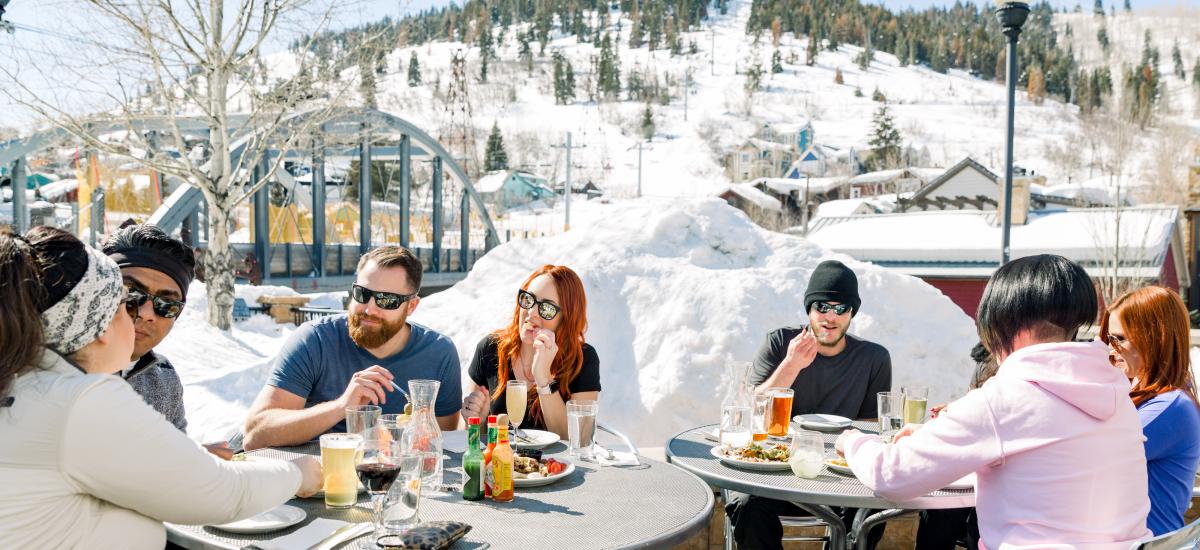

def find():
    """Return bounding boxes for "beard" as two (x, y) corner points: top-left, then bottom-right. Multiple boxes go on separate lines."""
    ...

(814, 324), (849, 347)
(349, 310), (407, 349)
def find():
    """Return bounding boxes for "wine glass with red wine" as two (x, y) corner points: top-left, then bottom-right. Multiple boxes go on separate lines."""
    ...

(357, 439), (403, 534)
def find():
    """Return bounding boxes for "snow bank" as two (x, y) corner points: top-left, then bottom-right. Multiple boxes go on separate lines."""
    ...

(412, 198), (977, 446)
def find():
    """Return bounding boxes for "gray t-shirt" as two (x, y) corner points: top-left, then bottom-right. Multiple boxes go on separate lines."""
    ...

(267, 315), (462, 433)
(750, 326), (891, 420)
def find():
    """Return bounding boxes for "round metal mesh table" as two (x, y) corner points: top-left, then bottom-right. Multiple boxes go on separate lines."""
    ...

(665, 423), (974, 510)
(168, 441), (712, 550)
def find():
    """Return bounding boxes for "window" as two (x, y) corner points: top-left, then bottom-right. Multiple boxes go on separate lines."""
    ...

(740, 153), (750, 163)
(850, 187), (861, 199)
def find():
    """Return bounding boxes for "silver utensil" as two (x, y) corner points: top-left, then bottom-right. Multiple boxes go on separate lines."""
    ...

(306, 522), (372, 550)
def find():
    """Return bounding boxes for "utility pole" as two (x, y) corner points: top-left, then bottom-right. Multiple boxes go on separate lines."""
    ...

(627, 141), (653, 198)
(551, 132), (586, 230)
(801, 175), (811, 236)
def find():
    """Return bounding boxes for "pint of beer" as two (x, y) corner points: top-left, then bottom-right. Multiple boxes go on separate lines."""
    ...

(320, 433), (363, 509)
(767, 388), (795, 437)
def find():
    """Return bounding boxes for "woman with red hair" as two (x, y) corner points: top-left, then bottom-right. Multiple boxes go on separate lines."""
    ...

(1101, 285), (1200, 536)
(460, 265), (599, 438)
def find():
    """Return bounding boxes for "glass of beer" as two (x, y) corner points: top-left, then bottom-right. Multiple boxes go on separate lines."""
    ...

(320, 433), (363, 509)
(902, 386), (929, 425)
(767, 387), (794, 438)
(506, 380), (529, 438)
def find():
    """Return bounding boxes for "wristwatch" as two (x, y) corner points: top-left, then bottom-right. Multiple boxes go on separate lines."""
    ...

(536, 379), (560, 396)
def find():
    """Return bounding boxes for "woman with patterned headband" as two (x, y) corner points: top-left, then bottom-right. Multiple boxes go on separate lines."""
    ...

(0, 227), (322, 549)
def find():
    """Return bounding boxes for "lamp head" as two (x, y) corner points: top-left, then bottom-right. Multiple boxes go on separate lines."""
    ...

(0, 0), (10, 19)
(995, 1), (1030, 30)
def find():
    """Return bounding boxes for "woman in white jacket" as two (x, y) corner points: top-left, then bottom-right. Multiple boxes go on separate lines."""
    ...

(0, 227), (323, 549)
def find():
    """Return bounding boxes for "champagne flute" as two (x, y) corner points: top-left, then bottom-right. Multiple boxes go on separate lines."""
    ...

(357, 439), (403, 536)
(506, 380), (530, 440)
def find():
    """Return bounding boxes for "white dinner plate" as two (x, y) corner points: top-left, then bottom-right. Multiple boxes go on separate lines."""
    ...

(706, 426), (799, 442)
(512, 429), (560, 449)
(824, 458), (854, 476)
(210, 504), (306, 534)
(710, 446), (792, 471)
(795, 414), (853, 431)
(513, 459), (576, 488)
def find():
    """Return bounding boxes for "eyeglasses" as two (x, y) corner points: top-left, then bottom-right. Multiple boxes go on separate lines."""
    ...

(1106, 333), (1128, 349)
(351, 284), (415, 310)
(124, 287), (185, 319)
(811, 301), (852, 316)
(517, 289), (560, 321)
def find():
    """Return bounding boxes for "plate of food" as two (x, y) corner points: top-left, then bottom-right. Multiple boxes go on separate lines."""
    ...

(210, 504), (306, 534)
(512, 429), (561, 449)
(711, 443), (793, 471)
(824, 457), (854, 476)
(513, 456), (575, 487)
(795, 414), (853, 431)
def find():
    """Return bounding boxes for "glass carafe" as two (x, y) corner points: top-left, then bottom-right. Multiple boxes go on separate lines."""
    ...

(721, 361), (754, 413)
(399, 379), (443, 490)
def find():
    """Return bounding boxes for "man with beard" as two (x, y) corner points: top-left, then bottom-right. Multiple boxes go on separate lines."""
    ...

(241, 246), (461, 450)
(725, 259), (892, 550)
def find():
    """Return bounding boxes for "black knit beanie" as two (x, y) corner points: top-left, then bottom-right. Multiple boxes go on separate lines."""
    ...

(804, 260), (862, 317)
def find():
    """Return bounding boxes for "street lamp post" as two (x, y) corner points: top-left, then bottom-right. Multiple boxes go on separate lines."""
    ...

(995, 1), (1029, 266)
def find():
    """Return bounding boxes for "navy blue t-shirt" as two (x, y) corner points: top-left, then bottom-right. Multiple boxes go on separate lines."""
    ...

(1139, 389), (1200, 536)
(267, 315), (462, 433)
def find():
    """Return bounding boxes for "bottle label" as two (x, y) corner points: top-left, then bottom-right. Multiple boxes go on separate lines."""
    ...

(494, 460), (512, 494)
(485, 462), (495, 496)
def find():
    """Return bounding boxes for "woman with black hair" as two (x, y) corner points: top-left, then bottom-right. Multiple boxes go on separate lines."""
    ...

(836, 254), (1152, 548)
(0, 227), (322, 549)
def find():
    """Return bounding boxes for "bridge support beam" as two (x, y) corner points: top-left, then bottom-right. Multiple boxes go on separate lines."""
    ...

(460, 192), (469, 272)
(432, 156), (443, 273)
(11, 157), (27, 233)
(399, 134), (411, 248)
(359, 123), (372, 256)
(253, 155), (270, 281)
(312, 133), (326, 277)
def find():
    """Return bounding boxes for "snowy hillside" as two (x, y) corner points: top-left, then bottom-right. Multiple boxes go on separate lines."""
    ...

(164, 199), (978, 446)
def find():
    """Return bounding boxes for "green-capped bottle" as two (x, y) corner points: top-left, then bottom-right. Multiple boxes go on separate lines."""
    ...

(463, 417), (484, 501)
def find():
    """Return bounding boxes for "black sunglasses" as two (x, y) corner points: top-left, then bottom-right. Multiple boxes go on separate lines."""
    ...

(124, 287), (185, 319)
(1106, 333), (1128, 348)
(351, 284), (415, 310)
(811, 301), (852, 316)
(517, 289), (560, 321)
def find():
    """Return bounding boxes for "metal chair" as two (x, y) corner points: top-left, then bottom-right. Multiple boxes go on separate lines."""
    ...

(720, 488), (831, 550)
(1130, 517), (1200, 550)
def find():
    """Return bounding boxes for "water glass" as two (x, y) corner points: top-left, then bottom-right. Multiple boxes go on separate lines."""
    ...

(346, 405), (382, 440)
(319, 433), (363, 509)
(719, 405), (753, 448)
(567, 399), (599, 460)
(380, 453), (423, 538)
(788, 430), (824, 479)
(378, 413), (409, 444)
(902, 385), (929, 425)
(751, 392), (771, 434)
(877, 392), (905, 441)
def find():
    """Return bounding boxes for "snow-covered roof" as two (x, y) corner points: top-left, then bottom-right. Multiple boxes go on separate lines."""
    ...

(474, 171), (509, 193)
(1038, 182), (1120, 206)
(806, 206), (1183, 280)
(38, 179), (79, 200)
(847, 167), (939, 186)
(746, 138), (793, 153)
(815, 198), (878, 218)
(754, 177), (843, 197)
(724, 184), (783, 212)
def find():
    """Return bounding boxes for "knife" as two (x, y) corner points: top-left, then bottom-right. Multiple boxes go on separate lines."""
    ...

(306, 522), (372, 550)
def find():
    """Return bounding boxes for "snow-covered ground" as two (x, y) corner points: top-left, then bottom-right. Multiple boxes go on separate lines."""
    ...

(168, 198), (978, 446)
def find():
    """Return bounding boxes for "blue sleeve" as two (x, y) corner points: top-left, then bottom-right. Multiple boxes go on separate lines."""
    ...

(435, 340), (463, 417)
(1140, 397), (1178, 462)
(266, 321), (322, 399)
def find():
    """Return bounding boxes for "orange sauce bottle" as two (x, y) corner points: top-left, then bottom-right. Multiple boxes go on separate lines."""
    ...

(483, 414), (497, 499)
(491, 413), (515, 502)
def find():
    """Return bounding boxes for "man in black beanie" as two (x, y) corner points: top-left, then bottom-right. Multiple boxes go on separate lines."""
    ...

(725, 259), (892, 550)
(102, 224), (195, 434)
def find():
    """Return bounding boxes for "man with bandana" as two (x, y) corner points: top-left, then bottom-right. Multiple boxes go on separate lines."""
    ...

(242, 246), (462, 450)
(102, 224), (196, 433)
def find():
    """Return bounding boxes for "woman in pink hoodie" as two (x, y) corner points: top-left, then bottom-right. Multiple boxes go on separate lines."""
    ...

(836, 254), (1151, 549)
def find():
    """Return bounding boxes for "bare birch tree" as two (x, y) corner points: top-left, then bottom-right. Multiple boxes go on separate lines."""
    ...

(2, 1), (385, 329)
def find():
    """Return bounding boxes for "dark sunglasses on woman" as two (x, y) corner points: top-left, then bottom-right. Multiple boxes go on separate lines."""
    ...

(124, 287), (186, 319)
(351, 284), (415, 310)
(517, 289), (560, 321)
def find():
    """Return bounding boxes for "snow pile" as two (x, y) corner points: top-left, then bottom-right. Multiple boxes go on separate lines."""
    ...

(411, 198), (977, 446)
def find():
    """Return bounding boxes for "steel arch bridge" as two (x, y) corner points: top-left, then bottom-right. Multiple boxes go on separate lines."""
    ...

(1, 108), (499, 291)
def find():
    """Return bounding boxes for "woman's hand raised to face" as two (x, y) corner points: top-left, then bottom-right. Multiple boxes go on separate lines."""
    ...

(531, 328), (558, 386)
(461, 386), (492, 422)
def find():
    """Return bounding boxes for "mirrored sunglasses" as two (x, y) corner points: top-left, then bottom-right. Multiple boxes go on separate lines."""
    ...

(811, 301), (852, 316)
(517, 289), (560, 321)
(351, 284), (415, 310)
(124, 287), (185, 319)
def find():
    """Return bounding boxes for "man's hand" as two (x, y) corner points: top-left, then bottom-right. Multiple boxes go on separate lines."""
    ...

(338, 365), (396, 408)
(461, 386), (492, 421)
(202, 441), (235, 461)
(531, 328), (558, 386)
(779, 327), (819, 374)
(290, 455), (323, 498)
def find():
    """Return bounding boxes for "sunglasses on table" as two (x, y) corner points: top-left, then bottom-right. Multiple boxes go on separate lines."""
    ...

(517, 289), (560, 321)
(811, 301), (852, 316)
(123, 287), (186, 319)
(351, 284), (416, 310)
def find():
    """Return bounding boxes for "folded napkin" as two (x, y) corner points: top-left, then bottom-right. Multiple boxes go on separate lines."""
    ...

(241, 518), (364, 550)
(594, 445), (640, 467)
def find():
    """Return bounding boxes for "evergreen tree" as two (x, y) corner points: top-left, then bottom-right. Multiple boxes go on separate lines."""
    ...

(640, 104), (655, 140)
(1097, 26), (1110, 53)
(771, 50), (784, 74)
(519, 31), (534, 73)
(598, 33), (621, 99)
(806, 33), (818, 66)
(1093, 0), (1104, 16)
(484, 122), (509, 171)
(1074, 70), (1093, 113)
(1194, 58), (1200, 90)
(745, 61), (764, 93)
(868, 102), (902, 170)
(358, 54), (377, 108)
(1124, 0), (1131, 11)
(871, 86), (886, 102)
(1172, 41), (1185, 79)
(407, 52), (422, 87)
(553, 51), (576, 105)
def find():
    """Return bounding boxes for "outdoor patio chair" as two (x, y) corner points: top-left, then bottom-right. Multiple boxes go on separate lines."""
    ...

(1130, 517), (1200, 550)
(719, 488), (830, 550)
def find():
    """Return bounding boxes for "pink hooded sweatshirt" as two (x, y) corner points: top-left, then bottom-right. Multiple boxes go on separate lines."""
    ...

(843, 341), (1151, 549)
